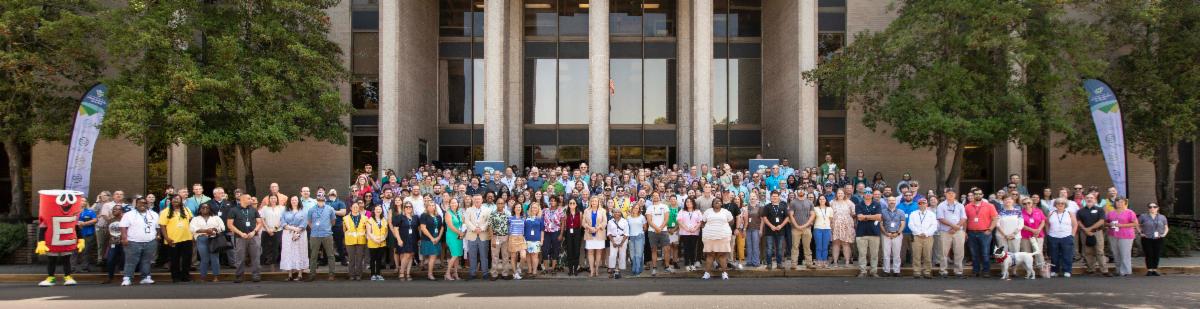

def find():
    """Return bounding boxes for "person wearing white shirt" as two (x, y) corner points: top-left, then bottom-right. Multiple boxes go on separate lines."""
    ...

(1046, 198), (1079, 278)
(606, 211), (629, 279)
(646, 194), (670, 275)
(936, 190), (967, 278)
(119, 197), (160, 286)
(908, 198), (939, 278)
(190, 203), (226, 282)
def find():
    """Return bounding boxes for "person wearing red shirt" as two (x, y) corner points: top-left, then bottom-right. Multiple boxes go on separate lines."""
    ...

(964, 189), (997, 277)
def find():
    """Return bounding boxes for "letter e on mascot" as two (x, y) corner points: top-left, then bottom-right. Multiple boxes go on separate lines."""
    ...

(37, 190), (85, 256)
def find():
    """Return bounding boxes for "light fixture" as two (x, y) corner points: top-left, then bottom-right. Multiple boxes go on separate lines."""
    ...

(579, 3), (589, 9)
(525, 3), (552, 9)
(475, 3), (484, 9)
(642, 3), (660, 9)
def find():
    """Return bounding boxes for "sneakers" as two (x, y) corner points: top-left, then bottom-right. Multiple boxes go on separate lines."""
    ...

(121, 277), (132, 286)
(702, 272), (711, 280)
(1063, 273), (1071, 278)
(666, 266), (675, 273)
(652, 269), (658, 276)
(513, 273), (523, 280)
(771, 262), (778, 270)
(721, 272), (729, 280)
(140, 277), (155, 285)
(737, 263), (744, 270)
(63, 276), (77, 286)
(38, 276), (55, 287)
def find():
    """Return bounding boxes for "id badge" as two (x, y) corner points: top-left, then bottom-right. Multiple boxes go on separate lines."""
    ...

(177, 221), (185, 228)
(530, 230), (536, 237)
(1091, 209), (1098, 214)
(408, 228), (413, 234)
(973, 218), (979, 223)
(570, 229), (574, 234)
(775, 218), (781, 224)
(1154, 231), (1160, 238)
(890, 222), (897, 229)
(144, 226), (151, 234)
(1028, 218), (1034, 224)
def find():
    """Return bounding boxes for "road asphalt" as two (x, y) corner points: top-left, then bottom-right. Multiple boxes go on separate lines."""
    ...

(1, 274), (1197, 308)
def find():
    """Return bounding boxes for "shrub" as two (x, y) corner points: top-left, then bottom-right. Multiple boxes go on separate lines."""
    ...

(1163, 229), (1197, 257)
(0, 223), (27, 260)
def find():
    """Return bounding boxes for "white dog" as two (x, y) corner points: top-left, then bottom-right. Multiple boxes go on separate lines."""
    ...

(993, 240), (1042, 280)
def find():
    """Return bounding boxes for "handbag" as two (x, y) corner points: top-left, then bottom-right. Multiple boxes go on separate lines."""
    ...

(209, 234), (233, 253)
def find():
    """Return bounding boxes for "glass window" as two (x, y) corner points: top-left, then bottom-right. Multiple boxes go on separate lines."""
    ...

(818, 137), (845, 172)
(440, 59), (471, 124)
(352, 80), (379, 110)
(145, 143), (169, 197)
(644, 146), (668, 167)
(440, 146), (472, 165)
(643, 0), (674, 37)
(712, 59), (729, 125)
(643, 59), (674, 124)
(619, 146), (644, 166)
(351, 32), (379, 75)
(525, 0), (558, 36)
(558, 145), (588, 166)
(558, 59), (590, 124)
(713, 0), (729, 38)
(526, 59), (558, 124)
(713, 146), (728, 166)
(610, 59), (643, 124)
(353, 136), (379, 176)
(818, 33), (845, 63)
(729, 147), (761, 169)
(532, 145), (558, 165)
(728, 0), (761, 37)
(559, 0), (589, 37)
(610, 0), (642, 36)
(440, 0), (473, 36)
(729, 58), (760, 124)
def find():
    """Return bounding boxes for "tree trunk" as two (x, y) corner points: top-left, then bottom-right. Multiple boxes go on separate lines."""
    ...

(1154, 142), (1178, 215)
(934, 135), (949, 192)
(3, 137), (25, 219)
(216, 145), (236, 190)
(239, 145), (257, 197)
(946, 139), (966, 192)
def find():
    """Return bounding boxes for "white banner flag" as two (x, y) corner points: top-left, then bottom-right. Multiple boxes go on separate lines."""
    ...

(1083, 79), (1127, 197)
(64, 84), (109, 197)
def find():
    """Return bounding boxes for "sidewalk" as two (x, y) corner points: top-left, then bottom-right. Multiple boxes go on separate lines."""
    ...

(3, 253), (1198, 283)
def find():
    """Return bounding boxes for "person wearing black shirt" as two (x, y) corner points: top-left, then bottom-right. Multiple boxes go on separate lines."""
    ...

(722, 193), (743, 269)
(226, 195), (263, 283)
(760, 191), (790, 270)
(1076, 195), (1110, 276)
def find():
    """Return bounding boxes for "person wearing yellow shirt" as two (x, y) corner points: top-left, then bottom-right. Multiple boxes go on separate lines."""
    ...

(159, 196), (194, 283)
(343, 201), (368, 281)
(366, 204), (390, 281)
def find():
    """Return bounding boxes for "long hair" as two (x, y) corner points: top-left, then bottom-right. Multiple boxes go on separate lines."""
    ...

(167, 195), (188, 220)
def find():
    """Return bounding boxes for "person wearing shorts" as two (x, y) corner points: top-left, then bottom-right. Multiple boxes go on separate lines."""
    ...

(646, 195), (670, 275)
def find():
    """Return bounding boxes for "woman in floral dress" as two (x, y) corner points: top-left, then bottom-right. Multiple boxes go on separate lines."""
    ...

(830, 189), (857, 268)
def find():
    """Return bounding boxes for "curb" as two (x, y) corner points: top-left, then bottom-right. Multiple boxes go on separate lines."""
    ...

(2, 266), (1196, 283)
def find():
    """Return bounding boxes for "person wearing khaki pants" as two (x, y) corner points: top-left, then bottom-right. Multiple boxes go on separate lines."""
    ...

(788, 194), (815, 270)
(935, 191), (967, 278)
(908, 198), (938, 278)
(1077, 197), (1110, 276)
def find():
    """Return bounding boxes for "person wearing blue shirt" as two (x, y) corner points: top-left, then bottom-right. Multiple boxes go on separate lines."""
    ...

(524, 205), (546, 277)
(306, 196), (337, 281)
(896, 190), (920, 265)
(74, 207), (98, 272)
(854, 188), (882, 277)
(325, 189), (349, 266)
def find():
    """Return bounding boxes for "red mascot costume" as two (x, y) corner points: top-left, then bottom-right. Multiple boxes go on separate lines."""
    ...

(35, 189), (86, 286)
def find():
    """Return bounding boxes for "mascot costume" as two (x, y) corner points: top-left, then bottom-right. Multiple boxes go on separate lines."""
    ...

(35, 190), (86, 286)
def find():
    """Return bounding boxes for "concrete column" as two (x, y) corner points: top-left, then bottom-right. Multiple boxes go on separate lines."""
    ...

(692, 0), (713, 167)
(484, 0), (507, 161)
(377, 0), (401, 172)
(505, 0), (524, 167)
(588, 0), (610, 173)
(798, 0), (819, 168)
(675, 0), (693, 165)
(169, 143), (188, 189)
(1006, 142), (1024, 180)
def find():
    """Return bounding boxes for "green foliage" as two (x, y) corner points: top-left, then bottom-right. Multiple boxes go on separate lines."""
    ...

(0, 223), (28, 260)
(1163, 229), (1196, 257)
(0, 0), (103, 217)
(804, 0), (1103, 188)
(100, 0), (352, 159)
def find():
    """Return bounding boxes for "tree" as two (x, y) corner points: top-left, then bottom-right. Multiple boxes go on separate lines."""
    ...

(1062, 0), (1200, 214)
(804, 0), (1104, 191)
(0, 0), (102, 218)
(102, 0), (351, 196)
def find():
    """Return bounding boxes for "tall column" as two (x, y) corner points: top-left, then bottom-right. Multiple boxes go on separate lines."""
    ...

(798, 0), (819, 167)
(505, 0), (524, 167)
(588, 0), (610, 173)
(1006, 142), (1024, 179)
(377, 0), (400, 172)
(675, 0), (693, 165)
(692, 0), (713, 167)
(169, 144), (189, 189)
(484, 0), (507, 162)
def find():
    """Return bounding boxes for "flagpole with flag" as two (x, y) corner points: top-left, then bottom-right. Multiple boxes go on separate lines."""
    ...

(1082, 79), (1128, 198)
(64, 84), (110, 197)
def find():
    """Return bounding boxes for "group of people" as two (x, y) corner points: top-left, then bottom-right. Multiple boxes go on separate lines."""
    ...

(57, 155), (1171, 286)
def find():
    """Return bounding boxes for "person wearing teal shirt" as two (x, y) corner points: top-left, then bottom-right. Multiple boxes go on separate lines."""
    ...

(184, 184), (212, 216)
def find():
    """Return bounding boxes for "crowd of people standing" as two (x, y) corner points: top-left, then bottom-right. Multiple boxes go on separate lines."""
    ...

(60, 154), (1171, 286)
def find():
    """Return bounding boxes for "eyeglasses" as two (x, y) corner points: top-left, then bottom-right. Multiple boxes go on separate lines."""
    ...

(1148, 205), (1159, 208)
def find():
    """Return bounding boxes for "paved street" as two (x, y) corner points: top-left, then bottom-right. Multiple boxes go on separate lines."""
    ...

(2, 275), (1197, 308)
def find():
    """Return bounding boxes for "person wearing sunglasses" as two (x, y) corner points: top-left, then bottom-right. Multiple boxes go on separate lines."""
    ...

(1139, 202), (1169, 276)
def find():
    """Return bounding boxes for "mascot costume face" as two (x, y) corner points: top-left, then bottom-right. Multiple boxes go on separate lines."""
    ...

(35, 189), (85, 286)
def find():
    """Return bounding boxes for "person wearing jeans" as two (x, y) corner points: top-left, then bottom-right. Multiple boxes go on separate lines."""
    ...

(965, 191), (997, 277)
(1046, 198), (1078, 277)
(191, 204), (225, 282)
(118, 197), (159, 286)
(760, 192), (790, 270)
(626, 205), (647, 276)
